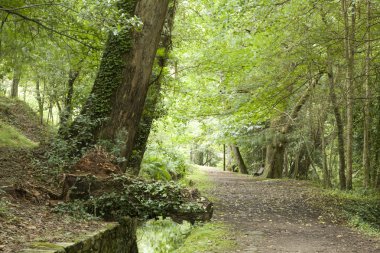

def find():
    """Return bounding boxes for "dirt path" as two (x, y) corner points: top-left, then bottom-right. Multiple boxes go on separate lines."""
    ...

(201, 167), (380, 253)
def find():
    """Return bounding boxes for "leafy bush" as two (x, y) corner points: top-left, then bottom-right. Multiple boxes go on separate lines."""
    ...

(54, 175), (205, 221)
(141, 146), (189, 181)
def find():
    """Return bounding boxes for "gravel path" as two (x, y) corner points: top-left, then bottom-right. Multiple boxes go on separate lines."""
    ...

(201, 166), (380, 253)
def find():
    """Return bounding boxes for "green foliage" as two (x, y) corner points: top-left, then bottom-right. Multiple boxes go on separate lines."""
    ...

(52, 200), (98, 221)
(0, 121), (37, 148)
(141, 143), (189, 181)
(55, 175), (205, 221)
(137, 217), (192, 253)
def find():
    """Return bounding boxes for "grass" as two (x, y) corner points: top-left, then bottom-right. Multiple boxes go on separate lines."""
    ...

(0, 121), (37, 148)
(177, 166), (236, 252)
(182, 166), (212, 192)
(176, 222), (236, 253)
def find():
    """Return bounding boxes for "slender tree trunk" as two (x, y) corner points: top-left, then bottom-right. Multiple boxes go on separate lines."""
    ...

(342, 0), (356, 190)
(59, 70), (79, 135)
(321, 118), (331, 188)
(11, 68), (20, 98)
(223, 144), (226, 171)
(363, 0), (371, 188)
(35, 80), (44, 124)
(231, 145), (248, 174)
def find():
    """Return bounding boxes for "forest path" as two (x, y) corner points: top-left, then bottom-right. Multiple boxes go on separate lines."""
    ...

(200, 166), (380, 253)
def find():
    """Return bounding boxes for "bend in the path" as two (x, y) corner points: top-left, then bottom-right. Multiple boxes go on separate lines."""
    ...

(201, 166), (380, 253)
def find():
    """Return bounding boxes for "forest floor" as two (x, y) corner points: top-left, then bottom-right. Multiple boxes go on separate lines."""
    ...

(0, 97), (108, 252)
(200, 166), (380, 253)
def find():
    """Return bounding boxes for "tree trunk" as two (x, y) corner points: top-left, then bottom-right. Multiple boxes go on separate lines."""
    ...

(264, 79), (316, 178)
(341, 0), (356, 190)
(327, 57), (346, 190)
(59, 69), (79, 135)
(231, 145), (248, 174)
(65, 0), (169, 160)
(363, 0), (371, 189)
(11, 68), (20, 98)
(223, 144), (226, 171)
(124, 1), (176, 174)
(103, 0), (170, 167)
(321, 119), (331, 188)
(35, 80), (44, 124)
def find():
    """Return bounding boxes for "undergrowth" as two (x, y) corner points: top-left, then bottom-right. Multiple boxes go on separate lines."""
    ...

(314, 189), (380, 236)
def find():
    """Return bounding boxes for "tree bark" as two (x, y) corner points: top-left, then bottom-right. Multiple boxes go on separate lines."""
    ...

(363, 0), (371, 189)
(102, 0), (170, 167)
(231, 145), (248, 174)
(341, 0), (356, 190)
(124, 1), (176, 174)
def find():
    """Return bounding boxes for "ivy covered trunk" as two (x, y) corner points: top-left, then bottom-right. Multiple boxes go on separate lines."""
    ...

(65, 0), (169, 160)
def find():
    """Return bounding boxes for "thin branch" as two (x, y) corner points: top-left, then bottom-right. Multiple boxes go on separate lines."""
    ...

(0, 6), (100, 50)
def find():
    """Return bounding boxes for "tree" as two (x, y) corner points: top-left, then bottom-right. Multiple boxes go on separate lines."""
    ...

(65, 0), (170, 168)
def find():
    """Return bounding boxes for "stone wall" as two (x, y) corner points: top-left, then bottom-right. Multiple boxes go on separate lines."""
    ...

(20, 217), (138, 253)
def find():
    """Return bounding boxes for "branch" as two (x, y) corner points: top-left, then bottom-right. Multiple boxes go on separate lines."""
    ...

(0, 5), (100, 50)
(0, 3), (66, 12)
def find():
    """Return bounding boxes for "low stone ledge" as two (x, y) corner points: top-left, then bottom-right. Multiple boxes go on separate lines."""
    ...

(20, 217), (138, 253)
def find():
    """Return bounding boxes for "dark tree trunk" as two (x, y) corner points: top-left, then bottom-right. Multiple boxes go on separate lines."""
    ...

(65, 0), (169, 160)
(59, 70), (79, 135)
(327, 61), (346, 190)
(231, 145), (248, 174)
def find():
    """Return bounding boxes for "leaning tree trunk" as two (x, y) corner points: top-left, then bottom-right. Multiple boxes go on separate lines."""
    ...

(65, 0), (169, 160)
(124, 1), (176, 175)
(231, 146), (248, 174)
